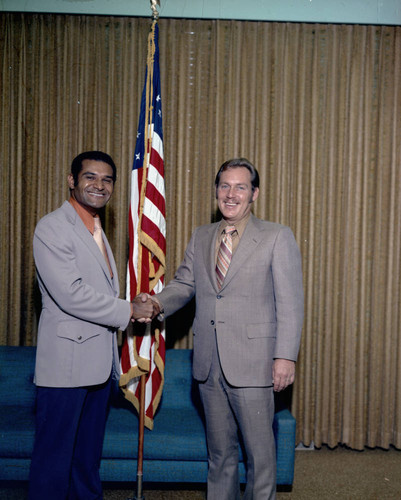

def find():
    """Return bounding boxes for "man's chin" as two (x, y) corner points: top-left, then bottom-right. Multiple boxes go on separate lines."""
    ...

(221, 208), (239, 219)
(85, 197), (109, 209)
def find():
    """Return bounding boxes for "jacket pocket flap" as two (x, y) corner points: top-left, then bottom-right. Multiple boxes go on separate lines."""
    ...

(57, 320), (100, 343)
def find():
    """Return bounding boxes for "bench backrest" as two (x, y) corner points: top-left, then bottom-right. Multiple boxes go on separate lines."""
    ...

(0, 346), (197, 410)
(0, 346), (37, 407)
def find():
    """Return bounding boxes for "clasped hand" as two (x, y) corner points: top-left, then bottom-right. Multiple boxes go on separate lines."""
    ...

(131, 293), (161, 323)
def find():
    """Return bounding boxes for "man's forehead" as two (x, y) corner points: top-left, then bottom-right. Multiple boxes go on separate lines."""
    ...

(219, 167), (252, 183)
(80, 160), (113, 176)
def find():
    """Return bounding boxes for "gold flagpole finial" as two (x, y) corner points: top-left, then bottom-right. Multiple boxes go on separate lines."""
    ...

(150, 0), (160, 19)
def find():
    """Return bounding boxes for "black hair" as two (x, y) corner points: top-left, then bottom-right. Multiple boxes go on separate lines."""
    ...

(70, 151), (117, 186)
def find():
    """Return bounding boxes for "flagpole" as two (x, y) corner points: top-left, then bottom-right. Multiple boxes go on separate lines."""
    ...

(150, 0), (160, 20)
(133, 372), (146, 500)
(131, 4), (160, 499)
(127, 2), (163, 499)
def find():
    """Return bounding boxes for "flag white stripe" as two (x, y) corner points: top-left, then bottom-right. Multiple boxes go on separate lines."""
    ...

(150, 130), (163, 159)
(143, 198), (166, 235)
(147, 163), (165, 197)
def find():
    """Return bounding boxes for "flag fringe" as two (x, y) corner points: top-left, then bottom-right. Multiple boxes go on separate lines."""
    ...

(140, 232), (166, 271)
(120, 327), (165, 431)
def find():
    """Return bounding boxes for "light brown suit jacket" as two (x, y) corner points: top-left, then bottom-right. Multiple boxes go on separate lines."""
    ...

(157, 214), (304, 387)
(33, 201), (131, 388)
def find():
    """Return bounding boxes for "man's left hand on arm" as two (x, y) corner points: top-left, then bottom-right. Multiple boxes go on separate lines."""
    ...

(272, 359), (296, 392)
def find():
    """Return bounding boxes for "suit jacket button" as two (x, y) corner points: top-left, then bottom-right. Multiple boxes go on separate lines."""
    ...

(77, 335), (82, 340)
(211, 320), (215, 325)
(217, 295), (222, 299)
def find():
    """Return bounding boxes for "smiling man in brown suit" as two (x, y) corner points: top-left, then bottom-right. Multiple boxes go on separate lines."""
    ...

(150, 158), (304, 499)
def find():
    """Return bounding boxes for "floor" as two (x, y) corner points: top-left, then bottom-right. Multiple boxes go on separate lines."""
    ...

(1, 446), (400, 499)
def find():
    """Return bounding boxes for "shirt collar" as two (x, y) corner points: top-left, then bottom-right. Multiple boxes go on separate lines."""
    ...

(69, 196), (97, 234)
(219, 212), (251, 239)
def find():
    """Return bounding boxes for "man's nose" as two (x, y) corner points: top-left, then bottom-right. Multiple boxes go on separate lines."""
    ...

(94, 179), (104, 190)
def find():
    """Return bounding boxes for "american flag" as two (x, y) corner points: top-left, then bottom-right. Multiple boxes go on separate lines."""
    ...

(119, 21), (166, 430)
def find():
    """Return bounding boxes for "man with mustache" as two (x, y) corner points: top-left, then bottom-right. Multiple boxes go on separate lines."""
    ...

(150, 158), (304, 500)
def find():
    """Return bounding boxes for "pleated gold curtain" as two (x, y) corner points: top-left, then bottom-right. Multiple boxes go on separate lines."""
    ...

(1, 13), (400, 450)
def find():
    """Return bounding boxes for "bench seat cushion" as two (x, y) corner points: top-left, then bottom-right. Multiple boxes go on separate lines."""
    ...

(103, 406), (208, 461)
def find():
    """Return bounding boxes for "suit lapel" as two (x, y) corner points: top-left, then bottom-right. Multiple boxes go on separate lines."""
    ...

(62, 202), (116, 290)
(202, 223), (221, 292)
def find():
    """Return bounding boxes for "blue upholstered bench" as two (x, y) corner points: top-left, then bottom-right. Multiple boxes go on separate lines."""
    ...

(0, 346), (296, 487)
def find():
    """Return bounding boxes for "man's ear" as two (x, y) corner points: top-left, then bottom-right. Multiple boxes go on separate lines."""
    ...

(251, 187), (260, 203)
(67, 173), (75, 190)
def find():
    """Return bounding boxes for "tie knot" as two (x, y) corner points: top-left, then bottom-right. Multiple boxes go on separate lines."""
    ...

(225, 225), (236, 236)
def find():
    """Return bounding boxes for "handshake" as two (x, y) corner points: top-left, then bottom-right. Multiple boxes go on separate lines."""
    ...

(131, 293), (162, 323)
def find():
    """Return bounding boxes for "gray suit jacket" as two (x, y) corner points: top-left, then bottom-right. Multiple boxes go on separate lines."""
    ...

(157, 214), (304, 387)
(33, 201), (131, 388)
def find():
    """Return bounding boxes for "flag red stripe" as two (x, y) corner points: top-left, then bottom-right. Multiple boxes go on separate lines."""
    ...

(145, 182), (166, 215)
(149, 147), (163, 175)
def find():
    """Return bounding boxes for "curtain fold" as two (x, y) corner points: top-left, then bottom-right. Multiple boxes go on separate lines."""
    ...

(1, 13), (400, 450)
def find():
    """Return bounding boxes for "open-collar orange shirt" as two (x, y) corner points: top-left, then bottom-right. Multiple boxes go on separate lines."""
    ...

(69, 195), (96, 234)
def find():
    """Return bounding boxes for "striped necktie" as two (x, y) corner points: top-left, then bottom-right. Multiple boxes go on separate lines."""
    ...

(216, 225), (236, 290)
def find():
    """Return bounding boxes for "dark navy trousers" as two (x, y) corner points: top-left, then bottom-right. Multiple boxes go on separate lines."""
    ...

(28, 376), (112, 500)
